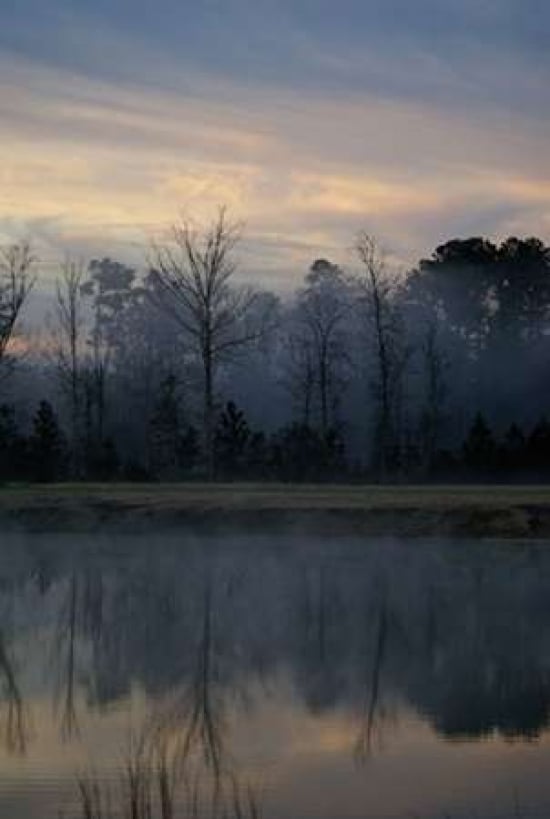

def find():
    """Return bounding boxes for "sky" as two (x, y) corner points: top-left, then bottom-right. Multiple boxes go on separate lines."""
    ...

(0, 0), (549, 289)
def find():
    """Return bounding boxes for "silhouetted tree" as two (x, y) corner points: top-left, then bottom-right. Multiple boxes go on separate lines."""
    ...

(354, 234), (410, 478)
(86, 437), (119, 481)
(214, 401), (250, 479)
(81, 258), (137, 450)
(498, 423), (526, 476)
(462, 413), (496, 477)
(418, 321), (448, 473)
(54, 259), (85, 476)
(0, 404), (25, 482)
(28, 401), (66, 482)
(178, 425), (200, 477)
(286, 260), (351, 435)
(150, 207), (276, 480)
(282, 329), (316, 427)
(0, 242), (35, 376)
(246, 431), (269, 479)
(148, 374), (200, 480)
(407, 237), (498, 357)
(270, 423), (345, 482)
(149, 374), (183, 480)
(493, 237), (550, 345)
(526, 418), (550, 476)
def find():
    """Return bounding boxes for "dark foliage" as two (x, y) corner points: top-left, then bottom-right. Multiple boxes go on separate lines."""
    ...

(0, 404), (26, 482)
(28, 401), (67, 482)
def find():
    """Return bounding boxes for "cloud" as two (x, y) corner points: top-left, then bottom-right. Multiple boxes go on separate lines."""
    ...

(0, 1), (549, 287)
(2, 0), (548, 116)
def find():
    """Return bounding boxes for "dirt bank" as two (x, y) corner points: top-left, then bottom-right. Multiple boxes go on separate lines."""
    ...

(2, 483), (550, 537)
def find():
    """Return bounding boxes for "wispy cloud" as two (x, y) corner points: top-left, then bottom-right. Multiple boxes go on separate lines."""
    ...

(0, 0), (549, 286)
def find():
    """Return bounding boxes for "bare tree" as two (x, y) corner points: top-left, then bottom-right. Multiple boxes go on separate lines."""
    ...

(354, 234), (410, 478)
(150, 207), (275, 479)
(0, 241), (35, 371)
(287, 260), (351, 435)
(55, 259), (85, 474)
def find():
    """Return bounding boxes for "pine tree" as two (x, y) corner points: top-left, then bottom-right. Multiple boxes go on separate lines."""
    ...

(29, 401), (66, 482)
(499, 423), (525, 474)
(269, 423), (345, 482)
(178, 425), (200, 477)
(89, 437), (119, 481)
(526, 418), (550, 476)
(214, 401), (250, 479)
(0, 404), (25, 482)
(462, 413), (496, 476)
(149, 375), (182, 480)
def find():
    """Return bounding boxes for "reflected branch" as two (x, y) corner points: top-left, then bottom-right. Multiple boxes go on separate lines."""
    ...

(55, 573), (80, 741)
(0, 629), (29, 754)
(355, 600), (388, 764)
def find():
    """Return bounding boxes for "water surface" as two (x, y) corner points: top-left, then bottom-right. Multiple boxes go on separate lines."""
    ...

(0, 532), (549, 818)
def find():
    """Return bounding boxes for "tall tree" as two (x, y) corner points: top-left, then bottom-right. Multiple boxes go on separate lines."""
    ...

(418, 320), (448, 472)
(407, 236), (550, 425)
(354, 234), (410, 478)
(407, 236), (550, 355)
(54, 260), (85, 475)
(150, 207), (276, 479)
(493, 237), (550, 344)
(80, 258), (136, 455)
(407, 237), (498, 357)
(281, 329), (316, 427)
(288, 260), (351, 435)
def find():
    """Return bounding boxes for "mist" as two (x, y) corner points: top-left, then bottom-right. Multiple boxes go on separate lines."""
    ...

(2, 217), (550, 484)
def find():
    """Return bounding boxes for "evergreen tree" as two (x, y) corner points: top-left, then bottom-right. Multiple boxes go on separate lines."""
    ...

(526, 418), (550, 476)
(178, 425), (200, 477)
(87, 437), (119, 481)
(462, 413), (496, 477)
(0, 404), (25, 482)
(498, 423), (526, 475)
(28, 401), (66, 482)
(270, 423), (345, 482)
(148, 375), (200, 480)
(149, 375), (182, 480)
(214, 401), (250, 479)
(247, 431), (269, 479)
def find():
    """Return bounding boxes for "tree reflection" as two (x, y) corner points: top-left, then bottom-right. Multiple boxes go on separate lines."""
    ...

(355, 599), (388, 763)
(0, 629), (29, 754)
(2, 535), (550, 769)
(154, 574), (226, 781)
(54, 572), (80, 740)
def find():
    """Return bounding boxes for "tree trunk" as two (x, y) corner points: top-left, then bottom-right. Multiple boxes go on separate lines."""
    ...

(204, 348), (214, 481)
(319, 343), (328, 437)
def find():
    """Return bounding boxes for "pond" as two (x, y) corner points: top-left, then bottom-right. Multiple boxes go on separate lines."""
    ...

(0, 532), (549, 818)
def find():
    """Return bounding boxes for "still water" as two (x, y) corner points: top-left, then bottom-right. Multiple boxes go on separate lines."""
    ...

(0, 532), (549, 818)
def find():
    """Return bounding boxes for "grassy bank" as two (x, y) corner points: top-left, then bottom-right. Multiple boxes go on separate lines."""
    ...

(2, 483), (550, 537)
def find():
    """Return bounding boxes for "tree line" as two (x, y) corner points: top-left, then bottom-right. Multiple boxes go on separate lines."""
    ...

(1, 209), (550, 483)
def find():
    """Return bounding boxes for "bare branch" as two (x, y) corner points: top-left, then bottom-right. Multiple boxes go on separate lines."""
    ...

(149, 207), (270, 479)
(0, 241), (36, 365)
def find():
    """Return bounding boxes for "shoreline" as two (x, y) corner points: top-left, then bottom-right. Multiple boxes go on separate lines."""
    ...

(2, 483), (550, 537)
